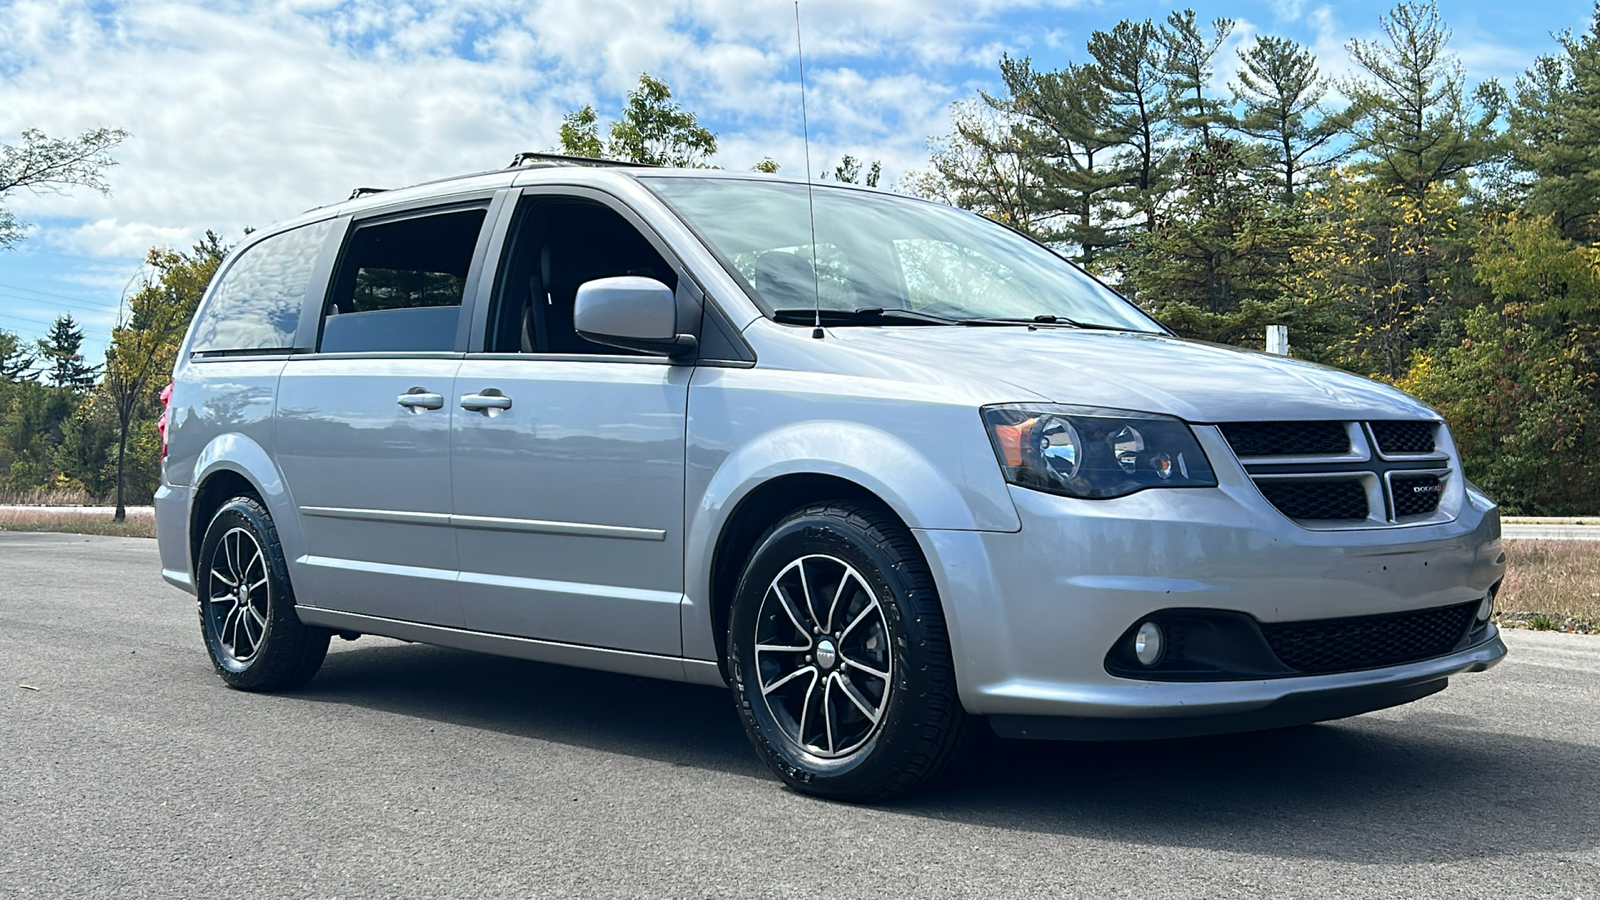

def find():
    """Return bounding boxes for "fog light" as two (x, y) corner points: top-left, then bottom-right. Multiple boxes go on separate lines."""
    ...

(1477, 593), (1494, 623)
(1134, 621), (1164, 666)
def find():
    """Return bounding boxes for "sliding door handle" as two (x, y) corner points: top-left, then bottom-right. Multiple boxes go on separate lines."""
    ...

(460, 391), (513, 412)
(397, 390), (444, 410)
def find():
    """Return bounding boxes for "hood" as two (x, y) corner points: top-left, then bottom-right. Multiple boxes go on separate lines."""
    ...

(828, 327), (1437, 423)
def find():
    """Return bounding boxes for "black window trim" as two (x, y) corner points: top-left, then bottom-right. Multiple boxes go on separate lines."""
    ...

(312, 192), (506, 357)
(467, 183), (754, 365)
(186, 214), (344, 360)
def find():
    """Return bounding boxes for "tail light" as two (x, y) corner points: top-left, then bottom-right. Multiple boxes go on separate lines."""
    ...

(158, 382), (173, 460)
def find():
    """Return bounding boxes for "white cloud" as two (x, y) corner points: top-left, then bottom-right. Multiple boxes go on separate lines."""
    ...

(0, 0), (1084, 261)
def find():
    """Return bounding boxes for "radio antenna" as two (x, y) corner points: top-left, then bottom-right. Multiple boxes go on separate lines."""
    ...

(794, 1), (824, 339)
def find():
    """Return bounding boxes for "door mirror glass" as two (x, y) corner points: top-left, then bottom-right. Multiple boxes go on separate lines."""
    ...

(574, 276), (695, 357)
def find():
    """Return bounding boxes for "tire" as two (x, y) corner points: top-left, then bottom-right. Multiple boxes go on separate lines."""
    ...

(196, 496), (329, 691)
(728, 501), (968, 802)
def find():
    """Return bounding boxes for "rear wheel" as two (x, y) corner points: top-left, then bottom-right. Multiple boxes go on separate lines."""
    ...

(729, 501), (968, 802)
(197, 497), (329, 691)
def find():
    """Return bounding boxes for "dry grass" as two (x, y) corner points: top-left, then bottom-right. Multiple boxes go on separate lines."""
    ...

(0, 487), (104, 506)
(1497, 540), (1600, 634)
(0, 509), (155, 539)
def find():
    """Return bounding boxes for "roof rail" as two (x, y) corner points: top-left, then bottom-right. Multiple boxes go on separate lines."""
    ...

(348, 186), (389, 200)
(508, 151), (651, 169)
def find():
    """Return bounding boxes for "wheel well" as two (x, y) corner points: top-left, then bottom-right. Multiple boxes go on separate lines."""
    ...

(189, 470), (264, 573)
(708, 474), (903, 678)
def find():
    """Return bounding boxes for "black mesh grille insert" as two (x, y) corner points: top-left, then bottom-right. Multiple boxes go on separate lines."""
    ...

(1257, 480), (1369, 520)
(1220, 421), (1349, 457)
(1371, 421), (1437, 454)
(1261, 601), (1477, 674)
(1392, 473), (1444, 516)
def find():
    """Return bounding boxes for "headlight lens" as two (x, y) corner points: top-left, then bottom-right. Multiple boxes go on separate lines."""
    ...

(982, 404), (1217, 499)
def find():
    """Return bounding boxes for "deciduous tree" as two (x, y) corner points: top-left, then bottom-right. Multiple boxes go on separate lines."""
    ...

(0, 127), (128, 249)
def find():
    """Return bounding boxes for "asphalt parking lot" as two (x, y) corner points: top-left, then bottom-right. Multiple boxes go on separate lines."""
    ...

(1, 531), (1596, 899)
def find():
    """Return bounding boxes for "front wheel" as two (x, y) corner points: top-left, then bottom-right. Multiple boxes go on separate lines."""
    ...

(197, 496), (329, 691)
(728, 501), (968, 802)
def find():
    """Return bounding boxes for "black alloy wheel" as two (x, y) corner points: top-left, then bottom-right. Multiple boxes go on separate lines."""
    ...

(197, 496), (329, 691)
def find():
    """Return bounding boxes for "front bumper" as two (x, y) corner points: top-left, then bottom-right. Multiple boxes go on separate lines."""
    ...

(917, 470), (1506, 733)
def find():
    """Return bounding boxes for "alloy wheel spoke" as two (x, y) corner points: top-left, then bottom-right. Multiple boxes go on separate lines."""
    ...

(796, 670), (819, 743)
(822, 675), (837, 754)
(223, 603), (243, 654)
(796, 559), (820, 631)
(756, 642), (811, 654)
(824, 570), (854, 634)
(761, 664), (816, 697)
(211, 569), (238, 589)
(841, 654), (889, 682)
(245, 550), (265, 585)
(771, 582), (814, 636)
(839, 597), (880, 641)
(836, 671), (882, 723)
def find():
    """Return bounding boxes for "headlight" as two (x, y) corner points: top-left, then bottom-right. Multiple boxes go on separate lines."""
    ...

(982, 404), (1217, 499)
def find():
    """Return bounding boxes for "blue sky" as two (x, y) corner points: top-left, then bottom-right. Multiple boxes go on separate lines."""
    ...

(1, 0), (1594, 364)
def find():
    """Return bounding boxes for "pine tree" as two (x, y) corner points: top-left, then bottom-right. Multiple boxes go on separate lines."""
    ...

(1506, 5), (1600, 241)
(1088, 18), (1176, 232)
(1125, 137), (1317, 344)
(1161, 10), (1236, 143)
(0, 328), (34, 381)
(992, 57), (1124, 265)
(824, 155), (881, 187)
(37, 314), (97, 392)
(1233, 35), (1350, 204)
(1344, 1), (1500, 198)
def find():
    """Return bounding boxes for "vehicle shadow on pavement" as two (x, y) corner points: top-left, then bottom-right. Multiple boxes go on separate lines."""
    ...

(301, 639), (769, 779)
(914, 714), (1598, 864)
(302, 640), (1596, 865)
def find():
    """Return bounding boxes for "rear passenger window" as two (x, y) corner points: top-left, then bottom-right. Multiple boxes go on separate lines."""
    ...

(320, 207), (487, 353)
(190, 219), (334, 354)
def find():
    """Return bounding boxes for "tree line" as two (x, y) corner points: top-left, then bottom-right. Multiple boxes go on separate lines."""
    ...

(3, 3), (1598, 514)
(908, 1), (1600, 515)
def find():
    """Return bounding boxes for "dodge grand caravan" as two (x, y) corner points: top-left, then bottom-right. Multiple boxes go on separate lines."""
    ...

(155, 155), (1507, 801)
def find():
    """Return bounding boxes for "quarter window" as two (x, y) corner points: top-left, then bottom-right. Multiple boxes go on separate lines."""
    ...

(320, 207), (487, 353)
(189, 219), (334, 354)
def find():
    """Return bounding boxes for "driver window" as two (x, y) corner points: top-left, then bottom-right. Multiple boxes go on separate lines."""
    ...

(488, 197), (678, 354)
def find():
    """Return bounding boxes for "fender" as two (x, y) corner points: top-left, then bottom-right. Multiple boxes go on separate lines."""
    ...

(190, 433), (307, 590)
(680, 419), (1022, 664)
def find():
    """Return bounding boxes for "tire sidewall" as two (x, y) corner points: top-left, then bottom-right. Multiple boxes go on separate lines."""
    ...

(729, 509), (938, 796)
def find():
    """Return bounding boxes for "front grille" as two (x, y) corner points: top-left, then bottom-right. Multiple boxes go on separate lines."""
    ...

(1371, 421), (1437, 455)
(1392, 473), (1443, 516)
(1256, 480), (1369, 520)
(1261, 601), (1477, 674)
(1219, 419), (1452, 526)
(1219, 421), (1348, 456)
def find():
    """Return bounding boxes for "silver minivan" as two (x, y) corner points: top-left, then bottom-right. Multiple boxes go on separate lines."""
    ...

(155, 157), (1507, 801)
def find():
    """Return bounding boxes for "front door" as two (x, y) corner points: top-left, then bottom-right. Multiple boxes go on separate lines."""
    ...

(450, 192), (691, 655)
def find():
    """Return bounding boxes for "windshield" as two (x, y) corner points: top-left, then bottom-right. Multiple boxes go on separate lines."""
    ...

(644, 177), (1163, 332)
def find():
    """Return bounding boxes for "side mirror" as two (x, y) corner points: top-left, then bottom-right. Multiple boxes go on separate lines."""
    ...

(573, 276), (697, 359)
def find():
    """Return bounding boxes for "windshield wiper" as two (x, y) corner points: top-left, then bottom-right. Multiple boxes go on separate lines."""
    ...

(966, 314), (1139, 332)
(773, 307), (964, 326)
